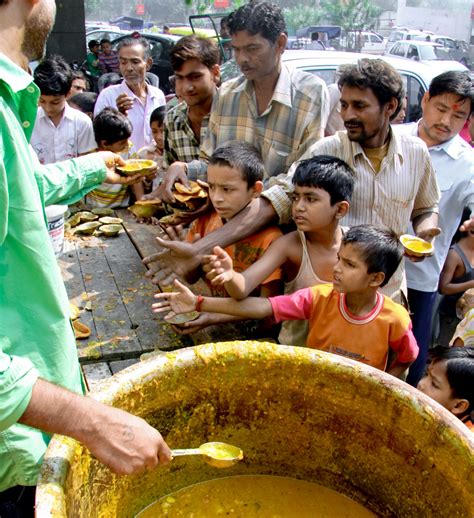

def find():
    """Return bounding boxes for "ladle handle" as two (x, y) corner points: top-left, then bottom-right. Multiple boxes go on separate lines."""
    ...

(171, 448), (202, 457)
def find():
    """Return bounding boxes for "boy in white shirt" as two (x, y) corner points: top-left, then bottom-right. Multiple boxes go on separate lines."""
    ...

(30, 57), (96, 165)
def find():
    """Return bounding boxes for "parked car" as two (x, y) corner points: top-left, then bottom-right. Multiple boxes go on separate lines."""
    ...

(86, 28), (125, 48)
(221, 49), (468, 122)
(428, 36), (472, 68)
(110, 33), (181, 94)
(386, 28), (433, 49)
(385, 40), (469, 72)
(341, 31), (386, 54)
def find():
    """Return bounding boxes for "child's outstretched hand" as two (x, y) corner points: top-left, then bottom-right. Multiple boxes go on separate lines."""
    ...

(152, 279), (197, 320)
(202, 246), (234, 285)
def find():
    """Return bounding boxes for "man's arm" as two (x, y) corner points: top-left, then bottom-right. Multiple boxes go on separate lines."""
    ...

(19, 378), (171, 475)
(152, 279), (273, 320)
(144, 197), (278, 284)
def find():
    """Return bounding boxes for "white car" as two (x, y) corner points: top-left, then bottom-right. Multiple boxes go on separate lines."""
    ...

(385, 40), (469, 73)
(221, 50), (468, 122)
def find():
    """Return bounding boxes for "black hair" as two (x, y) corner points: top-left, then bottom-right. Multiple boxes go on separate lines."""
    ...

(337, 58), (405, 120)
(227, 1), (286, 44)
(150, 106), (166, 127)
(209, 141), (264, 187)
(68, 92), (98, 114)
(341, 225), (403, 287)
(170, 35), (220, 71)
(292, 155), (354, 205)
(117, 36), (151, 61)
(88, 39), (100, 51)
(100, 73), (122, 90)
(451, 206), (471, 244)
(429, 346), (474, 416)
(100, 38), (111, 46)
(93, 107), (132, 146)
(34, 56), (73, 96)
(428, 71), (474, 116)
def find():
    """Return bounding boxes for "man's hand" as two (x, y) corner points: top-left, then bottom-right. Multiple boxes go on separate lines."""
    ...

(152, 279), (197, 319)
(116, 92), (134, 116)
(202, 246), (235, 286)
(143, 237), (202, 284)
(19, 378), (172, 477)
(170, 312), (220, 335)
(158, 162), (190, 203)
(79, 401), (171, 475)
(405, 227), (441, 263)
(97, 151), (143, 185)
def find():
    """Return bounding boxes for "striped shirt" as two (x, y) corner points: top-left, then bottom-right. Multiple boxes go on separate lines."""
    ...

(186, 64), (329, 181)
(98, 51), (120, 74)
(163, 101), (209, 169)
(263, 129), (440, 298)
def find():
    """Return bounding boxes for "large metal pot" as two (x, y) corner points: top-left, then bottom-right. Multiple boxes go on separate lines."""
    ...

(36, 342), (474, 517)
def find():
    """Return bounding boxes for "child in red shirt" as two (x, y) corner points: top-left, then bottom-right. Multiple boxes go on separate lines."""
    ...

(153, 225), (419, 377)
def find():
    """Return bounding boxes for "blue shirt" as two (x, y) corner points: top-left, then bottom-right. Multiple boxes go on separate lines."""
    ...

(396, 122), (474, 292)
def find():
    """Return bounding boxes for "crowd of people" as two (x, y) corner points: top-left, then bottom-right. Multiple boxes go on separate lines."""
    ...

(1, 0), (473, 515)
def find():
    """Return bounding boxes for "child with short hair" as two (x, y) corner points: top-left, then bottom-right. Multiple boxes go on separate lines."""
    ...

(137, 106), (166, 189)
(31, 56), (96, 165)
(98, 38), (120, 74)
(68, 92), (98, 119)
(204, 155), (353, 346)
(153, 225), (419, 377)
(156, 141), (283, 331)
(417, 346), (474, 430)
(87, 107), (134, 208)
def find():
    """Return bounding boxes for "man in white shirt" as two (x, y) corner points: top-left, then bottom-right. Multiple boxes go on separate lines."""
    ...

(31, 57), (96, 164)
(395, 70), (474, 385)
(94, 37), (166, 154)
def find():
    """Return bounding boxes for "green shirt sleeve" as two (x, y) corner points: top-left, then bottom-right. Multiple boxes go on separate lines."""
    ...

(33, 152), (107, 207)
(0, 336), (39, 431)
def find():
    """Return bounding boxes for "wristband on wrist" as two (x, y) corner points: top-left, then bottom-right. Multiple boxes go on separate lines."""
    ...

(195, 294), (204, 312)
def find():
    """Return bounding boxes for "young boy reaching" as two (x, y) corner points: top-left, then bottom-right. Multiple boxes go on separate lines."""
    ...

(87, 108), (135, 208)
(203, 155), (353, 346)
(153, 225), (419, 377)
(155, 141), (283, 332)
(417, 346), (474, 431)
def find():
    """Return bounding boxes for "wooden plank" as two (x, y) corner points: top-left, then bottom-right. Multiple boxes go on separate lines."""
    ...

(116, 209), (164, 260)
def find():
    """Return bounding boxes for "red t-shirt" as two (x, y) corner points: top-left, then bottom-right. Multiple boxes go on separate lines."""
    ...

(270, 284), (419, 371)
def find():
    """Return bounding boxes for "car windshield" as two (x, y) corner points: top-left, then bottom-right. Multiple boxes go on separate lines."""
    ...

(419, 45), (451, 60)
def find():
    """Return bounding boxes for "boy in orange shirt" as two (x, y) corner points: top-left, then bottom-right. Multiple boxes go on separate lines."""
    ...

(153, 225), (418, 377)
(156, 141), (282, 332)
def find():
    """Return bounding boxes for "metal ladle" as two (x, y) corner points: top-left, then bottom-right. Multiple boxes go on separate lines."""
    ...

(171, 442), (243, 469)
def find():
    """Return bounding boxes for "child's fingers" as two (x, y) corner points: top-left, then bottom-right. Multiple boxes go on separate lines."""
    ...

(210, 273), (228, 286)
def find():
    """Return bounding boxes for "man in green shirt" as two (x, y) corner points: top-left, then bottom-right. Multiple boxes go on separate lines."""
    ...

(0, 0), (171, 513)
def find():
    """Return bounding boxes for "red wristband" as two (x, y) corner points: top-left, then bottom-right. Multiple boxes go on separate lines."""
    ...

(195, 294), (204, 312)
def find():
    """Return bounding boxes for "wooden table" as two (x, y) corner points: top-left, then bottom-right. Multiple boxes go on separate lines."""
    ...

(60, 209), (244, 388)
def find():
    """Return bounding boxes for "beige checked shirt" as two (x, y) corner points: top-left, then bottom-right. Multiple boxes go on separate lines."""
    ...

(263, 129), (440, 299)
(186, 64), (329, 181)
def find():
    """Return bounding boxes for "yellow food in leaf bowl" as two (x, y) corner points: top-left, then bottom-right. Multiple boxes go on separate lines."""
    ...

(400, 234), (434, 258)
(116, 159), (156, 177)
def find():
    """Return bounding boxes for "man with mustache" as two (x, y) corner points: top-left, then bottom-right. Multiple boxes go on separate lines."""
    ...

(394, 71), (474, 386)
(144, 1), (329, 284)
(282, 58), (440, 303)
(0, 1), (170, 514)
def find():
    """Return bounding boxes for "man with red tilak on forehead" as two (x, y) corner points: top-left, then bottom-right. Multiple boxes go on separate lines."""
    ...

(394, 71), (474, 386)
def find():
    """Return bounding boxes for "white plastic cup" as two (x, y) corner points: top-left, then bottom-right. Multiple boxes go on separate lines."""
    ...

(45, 204), (67, 257)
